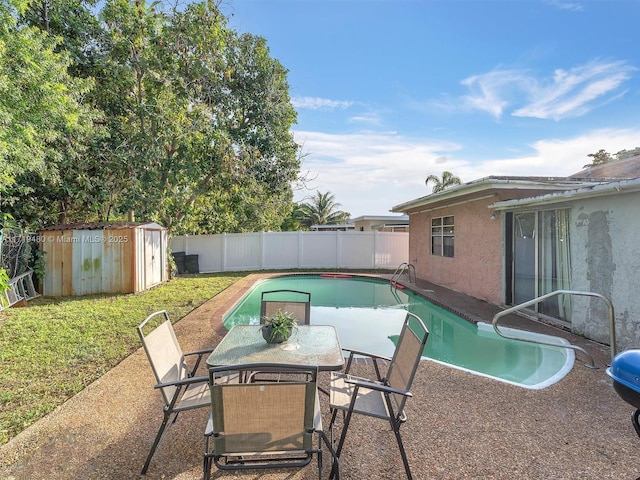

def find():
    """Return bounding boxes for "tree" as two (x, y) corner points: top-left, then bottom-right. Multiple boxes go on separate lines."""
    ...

(425, 171), (462, 193)
(20, 0), (102, 79)
(280, 202), (306, 231)
(2, 0), (108, 227)
(299, 191), (350, 227)
(583, 149), (613, 168)
(0, 1), (96, 198)
(583, 147), (640, 168)
(615, 147), (640, 160)
(93, 0), (299, 234)
(1, 0), (301, 234)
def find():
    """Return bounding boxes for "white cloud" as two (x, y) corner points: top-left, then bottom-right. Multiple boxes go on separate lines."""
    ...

(291, 96), (354, 110)
(461, 60), (635, 121)
(543, 0), (585, 12)
(514, 61), (635, 120)
(292, 128), (640, 217)
(461, 69), (524, 118)
(348, 112), (381, 126)
(293, 130), (463, 216)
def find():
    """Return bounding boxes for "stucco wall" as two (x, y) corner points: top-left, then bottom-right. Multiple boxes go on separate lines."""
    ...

(408, 197), (503, 303)
(570, 191), (640, 350)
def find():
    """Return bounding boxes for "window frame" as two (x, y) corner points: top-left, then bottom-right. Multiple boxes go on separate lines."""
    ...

(431, 215), (454, 257)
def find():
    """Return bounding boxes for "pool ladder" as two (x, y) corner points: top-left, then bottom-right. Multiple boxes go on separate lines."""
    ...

(391, 263), (415, 289)
(492, 290), (617, 369)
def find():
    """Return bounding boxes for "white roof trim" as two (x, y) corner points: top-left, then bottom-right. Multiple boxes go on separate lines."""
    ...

(350, 215), (409, 222)
(391, 177), (592, 213)
(491, 177), (640, 210)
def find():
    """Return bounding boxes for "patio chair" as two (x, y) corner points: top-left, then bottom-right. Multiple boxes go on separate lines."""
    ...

(204, 363), (339, 479)
(260, 289), (312, 325)
(328, 312), (429, 480)
(137, 310), (216, 475)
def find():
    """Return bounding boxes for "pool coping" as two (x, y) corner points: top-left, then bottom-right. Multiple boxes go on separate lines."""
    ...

(208, 271), (581, 334)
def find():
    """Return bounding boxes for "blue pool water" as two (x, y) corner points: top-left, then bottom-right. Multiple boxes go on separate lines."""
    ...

(223, 275), (574, 389)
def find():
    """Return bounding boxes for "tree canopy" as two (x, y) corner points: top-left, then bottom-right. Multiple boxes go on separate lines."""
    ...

(0, 1), (96, 197)
(425, 171), (462, 193)
(1, 0), (301, 235)
(299, 191), (350, 228)
(583, 147), (640, 168)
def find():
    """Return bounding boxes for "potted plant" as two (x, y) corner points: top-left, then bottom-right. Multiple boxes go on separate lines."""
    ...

(261, 310), (297, 344)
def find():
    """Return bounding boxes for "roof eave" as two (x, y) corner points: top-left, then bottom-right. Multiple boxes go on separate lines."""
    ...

(391, 177), (592, 213)
(491, 177), (640, 210)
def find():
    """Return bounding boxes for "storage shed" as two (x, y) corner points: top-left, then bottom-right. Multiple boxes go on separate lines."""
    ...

(39, 222), (168, 296)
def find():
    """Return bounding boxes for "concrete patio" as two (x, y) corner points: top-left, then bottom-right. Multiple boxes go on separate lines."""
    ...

(0, 273), (638, 479)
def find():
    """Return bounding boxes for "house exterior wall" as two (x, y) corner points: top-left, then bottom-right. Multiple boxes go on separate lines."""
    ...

(569, 190), (640, 350)
(352, 218), (408, 232)
(408, 196), (503, 303)
(353, 219), (376, 231)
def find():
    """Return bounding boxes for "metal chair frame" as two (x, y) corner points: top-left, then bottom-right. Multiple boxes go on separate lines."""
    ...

(204, 363), (339, 479)
(137, 310), (214, 475)
(260, 289), (312, 325)
(328, 312), (429, 480)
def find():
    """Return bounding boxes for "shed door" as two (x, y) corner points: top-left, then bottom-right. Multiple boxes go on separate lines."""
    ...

(72, 230), (103, 295)
(145, 229), (162, 288)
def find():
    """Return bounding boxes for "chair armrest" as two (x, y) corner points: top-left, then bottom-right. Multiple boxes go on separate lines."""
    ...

(342, 348), (391, 380)
(184, 348), (215, 357)
(183, 348), (215, 376)
(344, 377), (412, 397)
(342, 348), (391, 362)
(154, 374), (209, 390)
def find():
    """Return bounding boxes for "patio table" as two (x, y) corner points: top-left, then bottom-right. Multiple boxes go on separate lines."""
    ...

(206, 325), (344, 371)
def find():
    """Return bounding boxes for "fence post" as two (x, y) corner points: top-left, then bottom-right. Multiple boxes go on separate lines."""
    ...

(222, 233), (227, 271)
(298, 231), (303, 268)
(260, 231), (265, 270)
(373, 231), (378, 269)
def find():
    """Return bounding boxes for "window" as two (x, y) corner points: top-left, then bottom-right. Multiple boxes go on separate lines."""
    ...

(431, 216), (454, 257)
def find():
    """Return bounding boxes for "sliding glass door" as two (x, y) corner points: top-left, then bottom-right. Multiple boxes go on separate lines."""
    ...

(510, 209), (571, 321)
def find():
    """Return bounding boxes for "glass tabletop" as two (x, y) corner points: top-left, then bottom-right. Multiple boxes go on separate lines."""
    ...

(207, 325), (344, 371)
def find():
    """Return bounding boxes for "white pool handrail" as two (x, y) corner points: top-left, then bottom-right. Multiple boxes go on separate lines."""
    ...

(492, 289), (616, 369)
(391, 263), (416, 286)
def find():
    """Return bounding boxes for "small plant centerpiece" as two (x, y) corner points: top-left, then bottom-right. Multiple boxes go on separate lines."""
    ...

(261, 309), (297, 344)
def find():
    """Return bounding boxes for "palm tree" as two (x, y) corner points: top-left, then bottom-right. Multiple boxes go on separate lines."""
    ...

(299, 191), (350, 228)
(425, 171), (462, 193)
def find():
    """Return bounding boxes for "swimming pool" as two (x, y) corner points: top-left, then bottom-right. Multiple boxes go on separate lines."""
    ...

(223, 274), (574, 389)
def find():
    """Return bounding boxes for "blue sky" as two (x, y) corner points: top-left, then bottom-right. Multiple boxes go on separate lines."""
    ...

(224, 0), (640, 218)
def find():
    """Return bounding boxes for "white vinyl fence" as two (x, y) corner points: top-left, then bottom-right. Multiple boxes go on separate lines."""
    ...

(170, 231), (409, 272)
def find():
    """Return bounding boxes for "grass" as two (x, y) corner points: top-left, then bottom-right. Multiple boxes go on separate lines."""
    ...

(0, 272), (245, 445)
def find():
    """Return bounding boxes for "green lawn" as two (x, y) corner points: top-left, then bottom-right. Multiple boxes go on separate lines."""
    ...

(0, 272), (245, 445)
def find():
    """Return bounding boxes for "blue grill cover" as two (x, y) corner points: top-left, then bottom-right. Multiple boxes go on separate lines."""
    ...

(607, 349), (640, 393)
